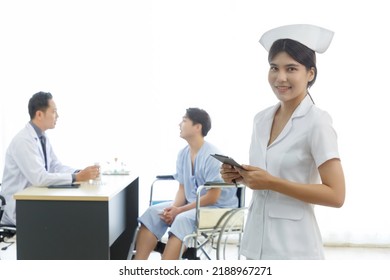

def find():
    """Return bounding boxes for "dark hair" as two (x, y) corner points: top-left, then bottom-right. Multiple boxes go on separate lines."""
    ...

(268, 39), (317, 88)
(185, 107), (211, 136)
(28, 91), (53, 120)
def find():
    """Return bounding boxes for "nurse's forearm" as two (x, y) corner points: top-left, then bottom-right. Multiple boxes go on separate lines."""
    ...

(268, 176), (344, 208)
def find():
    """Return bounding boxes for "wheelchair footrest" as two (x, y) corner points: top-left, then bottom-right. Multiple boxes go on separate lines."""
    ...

(153, 241), (199, 260)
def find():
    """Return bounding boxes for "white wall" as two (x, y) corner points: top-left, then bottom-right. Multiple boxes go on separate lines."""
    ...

(1, 0), (389, 246)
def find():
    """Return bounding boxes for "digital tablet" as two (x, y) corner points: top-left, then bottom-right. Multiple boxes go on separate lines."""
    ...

(47, 183), (80, 188)
(210, 154), (243, 169)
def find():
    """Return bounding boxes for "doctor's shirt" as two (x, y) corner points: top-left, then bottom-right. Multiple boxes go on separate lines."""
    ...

(0, 122), (77, 225)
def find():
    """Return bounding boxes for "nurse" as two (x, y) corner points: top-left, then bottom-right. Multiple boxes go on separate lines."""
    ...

(220, 24), (346, 259)
(0, 91), (100, 226)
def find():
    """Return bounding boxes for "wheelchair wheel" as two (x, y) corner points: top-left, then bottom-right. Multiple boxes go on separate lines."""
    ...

(216, 207), (248, 260)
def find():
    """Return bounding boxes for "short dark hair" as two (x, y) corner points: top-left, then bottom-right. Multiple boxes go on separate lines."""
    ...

(28, 91), (53, 120)
(185, 107), (211, 137)
(268, 39), (317, 88)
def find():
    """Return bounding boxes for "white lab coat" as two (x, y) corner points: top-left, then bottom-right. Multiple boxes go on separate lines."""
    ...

(0, 123), (76, 225)
(241, 95), (340, 259)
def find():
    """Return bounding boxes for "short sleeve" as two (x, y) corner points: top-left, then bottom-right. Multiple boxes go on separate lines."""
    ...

(173, 149), (184, 184)
(203, 154), (222, 183)
(310, 111), (340, 167)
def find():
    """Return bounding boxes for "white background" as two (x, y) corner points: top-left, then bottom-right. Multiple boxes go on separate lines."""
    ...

(1, 0), (389, 246)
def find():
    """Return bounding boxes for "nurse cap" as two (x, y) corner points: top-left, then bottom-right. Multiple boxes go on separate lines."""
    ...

(259, 24), (334, 53)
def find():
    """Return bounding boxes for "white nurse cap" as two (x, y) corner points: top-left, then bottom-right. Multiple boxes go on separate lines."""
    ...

(259, 24), (334, 53)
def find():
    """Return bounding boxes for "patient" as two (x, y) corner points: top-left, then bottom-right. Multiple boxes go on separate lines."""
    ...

(133, 108), (238, 260)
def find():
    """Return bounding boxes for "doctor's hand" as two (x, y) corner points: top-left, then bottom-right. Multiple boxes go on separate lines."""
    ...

(237, 165), (274, 190)
(75, 165), (100, 181)
(220, 163), (243, 184)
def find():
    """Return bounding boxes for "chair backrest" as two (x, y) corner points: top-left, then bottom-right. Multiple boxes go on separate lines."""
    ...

(0, 187), (18, 245)
(1, 194), (17, 243)
(236, 186), (245, 208)
(149, 175), (176, 206)
(0, 194), (6, 223)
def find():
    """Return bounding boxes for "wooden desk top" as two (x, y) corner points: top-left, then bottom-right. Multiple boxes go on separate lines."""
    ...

(14, 174), (138, 202)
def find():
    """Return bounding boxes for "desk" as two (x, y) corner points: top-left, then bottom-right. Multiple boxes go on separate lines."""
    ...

(14, 174), (139, 260)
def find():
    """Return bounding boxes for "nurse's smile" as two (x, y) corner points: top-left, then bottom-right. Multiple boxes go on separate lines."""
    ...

(275, 86), (291, 94)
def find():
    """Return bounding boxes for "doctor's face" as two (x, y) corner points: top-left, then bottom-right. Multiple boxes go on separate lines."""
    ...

(268, 51), (314, 104)
(41, 99), (59, 130)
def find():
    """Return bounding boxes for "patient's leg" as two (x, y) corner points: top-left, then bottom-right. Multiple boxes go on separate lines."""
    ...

(161, 234), (184, 260)
(133, 225), (158, 260)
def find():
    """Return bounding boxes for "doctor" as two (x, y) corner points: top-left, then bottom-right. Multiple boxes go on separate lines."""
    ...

(220, 24), (346, 259)
(0, 91), (100, 226)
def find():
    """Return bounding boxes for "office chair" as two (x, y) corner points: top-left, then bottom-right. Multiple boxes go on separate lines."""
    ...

(127, 176), (247, 260)
(0, 191), (17, 243)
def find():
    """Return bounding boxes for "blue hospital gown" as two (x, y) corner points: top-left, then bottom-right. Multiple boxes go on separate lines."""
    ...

(138, 141), (238, 242)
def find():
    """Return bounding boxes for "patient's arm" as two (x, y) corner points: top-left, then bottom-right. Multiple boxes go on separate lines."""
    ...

(176, 187), (221, 213)
(171, 184), (186, 207)
(160, 185), (221, 224)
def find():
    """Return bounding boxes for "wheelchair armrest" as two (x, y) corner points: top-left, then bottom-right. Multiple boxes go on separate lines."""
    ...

(194, 183), (246, 228)
(155, 175), (175, 180)
(200, 182), (246, 191)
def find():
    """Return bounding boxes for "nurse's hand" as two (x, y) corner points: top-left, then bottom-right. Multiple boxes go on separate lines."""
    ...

(237, 165), (273, 190)
(220, 163), (243, 184)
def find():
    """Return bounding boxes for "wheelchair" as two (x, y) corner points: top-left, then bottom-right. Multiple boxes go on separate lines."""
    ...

(128, 175), (247, 260)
